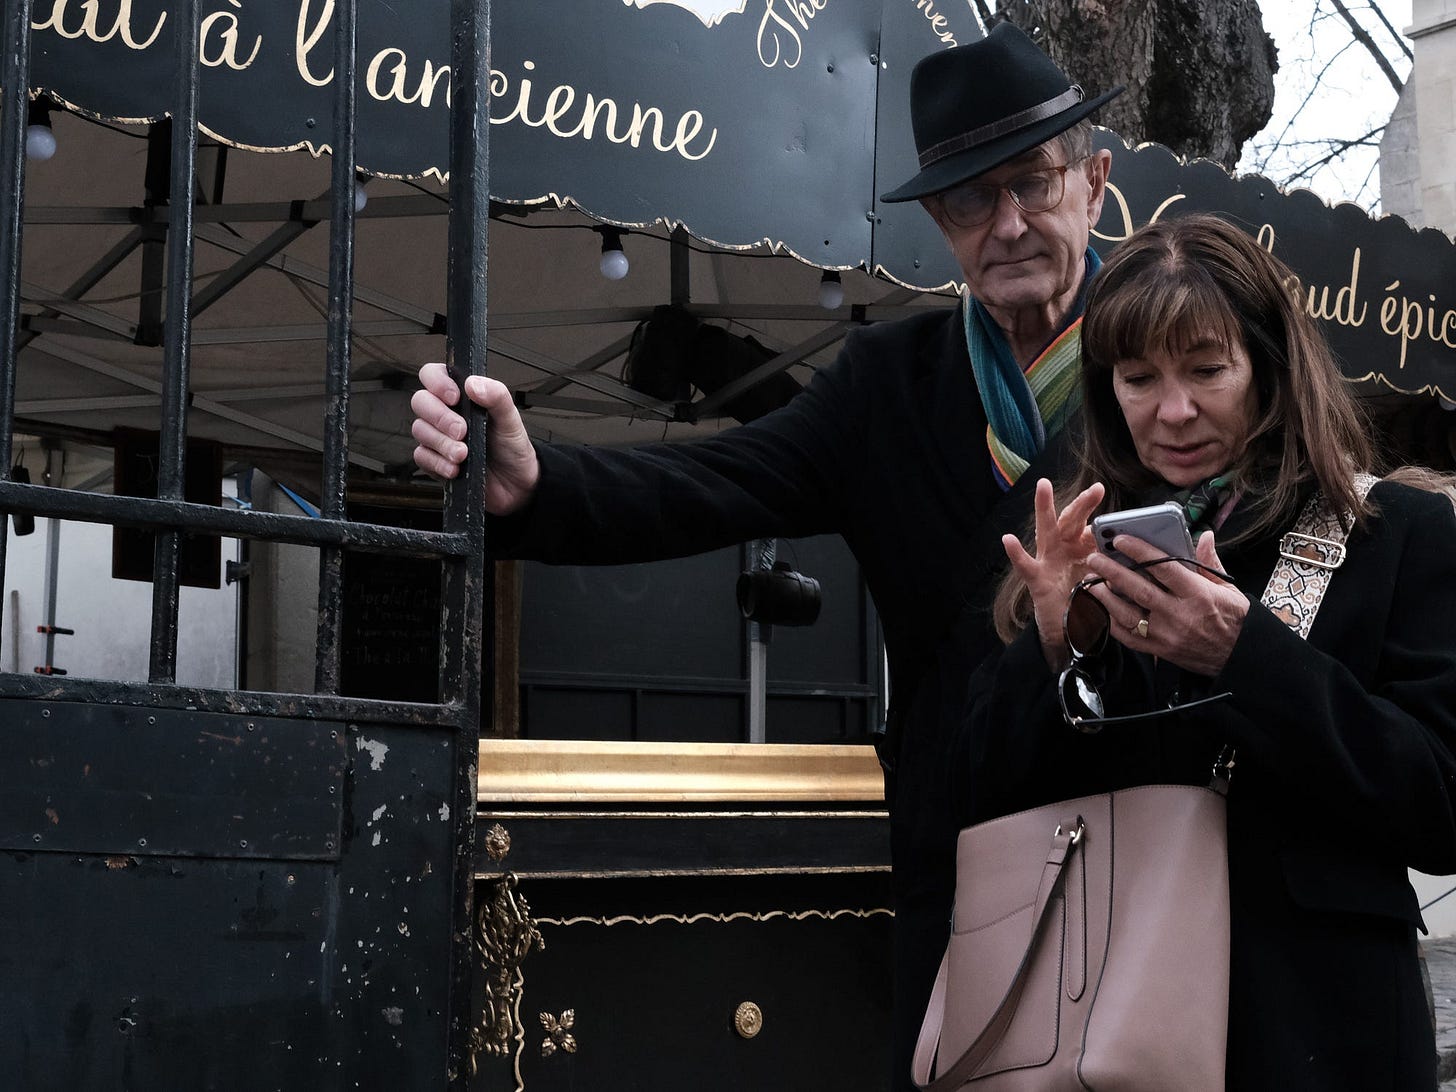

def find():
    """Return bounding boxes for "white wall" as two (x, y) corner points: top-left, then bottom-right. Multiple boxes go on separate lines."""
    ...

(1413, 872), (1456, 937)
(1394, 0), (1456, 940)
(1408, 0), (1456, 231)
(0, 516), (239, 689)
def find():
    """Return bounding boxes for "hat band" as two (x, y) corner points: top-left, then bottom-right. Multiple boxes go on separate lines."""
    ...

(917, 85), (1085, 170)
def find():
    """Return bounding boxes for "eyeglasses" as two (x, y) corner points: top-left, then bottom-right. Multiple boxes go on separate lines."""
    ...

(1058, 556), (1234, 733)
(936, 157), (1090, 229)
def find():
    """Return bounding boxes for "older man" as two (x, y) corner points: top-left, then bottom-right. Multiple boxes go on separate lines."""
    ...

(413, 22), (1120, 1089)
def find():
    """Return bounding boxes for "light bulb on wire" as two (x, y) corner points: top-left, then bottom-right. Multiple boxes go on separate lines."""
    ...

(353, 171), (370, 213)
(25, 100), (56, 162)
(598, 226), (629, 281)
(817, 270), (844, 310)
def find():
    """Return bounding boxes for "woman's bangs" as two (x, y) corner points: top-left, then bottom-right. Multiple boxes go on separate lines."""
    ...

(1088, 268), (1240, 366)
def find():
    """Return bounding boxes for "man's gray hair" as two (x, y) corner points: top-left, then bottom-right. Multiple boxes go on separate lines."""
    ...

(1055, 119), (1095, 162)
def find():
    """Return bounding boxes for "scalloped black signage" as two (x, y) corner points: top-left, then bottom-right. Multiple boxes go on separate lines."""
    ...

(27, 1), (1456, 392)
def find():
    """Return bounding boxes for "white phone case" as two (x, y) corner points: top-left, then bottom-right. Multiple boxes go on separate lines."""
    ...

(1091, 501), (1195, 567)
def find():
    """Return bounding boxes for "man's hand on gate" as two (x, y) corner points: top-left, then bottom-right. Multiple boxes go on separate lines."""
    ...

(411, 362), (541, 516)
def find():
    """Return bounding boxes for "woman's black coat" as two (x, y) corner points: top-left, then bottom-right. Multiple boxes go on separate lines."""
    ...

(960, 480), (1456, 1089)
(489, 305), (1081, 1088)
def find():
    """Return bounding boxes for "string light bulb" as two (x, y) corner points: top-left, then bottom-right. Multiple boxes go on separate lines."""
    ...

(353, 171), (370, 212)
(25, 100), (56, 162)
(597, 226), (629, 281)
(817, 270), (844, 310)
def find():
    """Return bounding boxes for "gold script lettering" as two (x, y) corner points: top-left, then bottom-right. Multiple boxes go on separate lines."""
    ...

(1261, 224), (1371, 329)
(200, 0), (261, 72)
(296, 0), (334, 87)
(759, 0), (830, 70)
(366, 48), (453, 108)
(912, 0), (957, 46)
(33, 0), (166, 50)
(491, 60), (718, 163)
(1380, 280), (1456, 369)
(1307, 249), (1368, 328)
(1091, 183), (1183, 243)
(1093, 180), (1134, 243)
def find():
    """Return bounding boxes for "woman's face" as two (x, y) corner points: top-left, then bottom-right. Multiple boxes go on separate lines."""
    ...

(1111, 332), (1259, 488)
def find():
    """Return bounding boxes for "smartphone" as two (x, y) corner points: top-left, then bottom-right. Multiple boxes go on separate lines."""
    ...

(1091, 501), (1195, 569)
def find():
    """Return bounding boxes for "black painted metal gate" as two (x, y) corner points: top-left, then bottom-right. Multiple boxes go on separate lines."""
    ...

(0, 2), (491, 1088)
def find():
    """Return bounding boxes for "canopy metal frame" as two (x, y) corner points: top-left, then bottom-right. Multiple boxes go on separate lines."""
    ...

(20, 173), (945, 448)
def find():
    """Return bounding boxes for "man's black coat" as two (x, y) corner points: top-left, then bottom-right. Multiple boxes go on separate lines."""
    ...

(490, 305), (1079, 1087)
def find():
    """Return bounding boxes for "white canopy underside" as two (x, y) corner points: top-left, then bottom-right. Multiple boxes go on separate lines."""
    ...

(17, 110), (953, 495)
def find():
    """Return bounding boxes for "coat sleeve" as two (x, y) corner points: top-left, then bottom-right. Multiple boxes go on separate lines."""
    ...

(483, 332), (870, 564)
(1217, 484), (1456, 875)
(957, 625), (1148, 826)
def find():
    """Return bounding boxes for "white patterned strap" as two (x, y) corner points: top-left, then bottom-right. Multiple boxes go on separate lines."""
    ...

(1260, 474), (1378, 639)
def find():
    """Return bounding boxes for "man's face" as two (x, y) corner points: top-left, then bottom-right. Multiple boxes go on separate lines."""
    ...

(922, 140), (1111, 317)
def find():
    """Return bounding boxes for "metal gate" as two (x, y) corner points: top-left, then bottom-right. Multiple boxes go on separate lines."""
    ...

(0, 2), (491, 1088)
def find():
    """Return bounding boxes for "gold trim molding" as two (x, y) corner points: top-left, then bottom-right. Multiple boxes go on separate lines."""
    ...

(477, 740), (885, 803)
(536, 906), (894, 929)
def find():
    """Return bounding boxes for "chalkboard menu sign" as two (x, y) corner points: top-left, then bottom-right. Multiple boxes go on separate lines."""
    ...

(111, 427), (223, 590)
(340, 504), (441, 703)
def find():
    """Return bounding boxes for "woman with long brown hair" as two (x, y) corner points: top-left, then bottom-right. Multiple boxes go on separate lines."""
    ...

(961, 214), (1456, 1086)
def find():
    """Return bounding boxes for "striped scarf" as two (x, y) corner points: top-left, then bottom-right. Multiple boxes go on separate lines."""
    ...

(967, 248), (1100, 490)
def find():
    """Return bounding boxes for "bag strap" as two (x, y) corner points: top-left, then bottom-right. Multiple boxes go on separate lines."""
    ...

(1219, 475), (1377, 791)
(911, 819), (1083, 1091)
(912, 477), (1378, 1091)
(1259, 474), (1377, 637)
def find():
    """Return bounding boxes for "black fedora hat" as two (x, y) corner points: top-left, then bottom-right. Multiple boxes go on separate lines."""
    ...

(880, 22), (1123, 204)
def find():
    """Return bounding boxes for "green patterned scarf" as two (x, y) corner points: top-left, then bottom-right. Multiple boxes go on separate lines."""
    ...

(1174, 473), (1237, 535)
(966, 248), (1101, 489)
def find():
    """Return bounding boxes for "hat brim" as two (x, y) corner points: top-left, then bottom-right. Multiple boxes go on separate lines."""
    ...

(879, 85), (1123, 204)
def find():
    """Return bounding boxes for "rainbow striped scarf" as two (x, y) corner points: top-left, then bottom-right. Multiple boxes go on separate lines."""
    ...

(966, 248), (1099, 489)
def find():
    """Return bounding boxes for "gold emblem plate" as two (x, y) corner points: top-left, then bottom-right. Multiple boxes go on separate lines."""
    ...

(734, 1001), (763, 1039)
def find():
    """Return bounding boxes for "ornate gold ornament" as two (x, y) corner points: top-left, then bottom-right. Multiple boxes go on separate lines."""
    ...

(484, 822), (512, 862)
(539, 1009), (577, 1057)
(734, 1001), (763, 1039)
(466, 873), (545, 1076)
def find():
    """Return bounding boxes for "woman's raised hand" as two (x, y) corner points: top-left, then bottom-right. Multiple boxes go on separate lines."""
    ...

(1083, 529), (1250, 676)
(1001, 478), (1105, 664)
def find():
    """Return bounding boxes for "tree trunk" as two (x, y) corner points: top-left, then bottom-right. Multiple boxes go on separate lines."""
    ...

(997, 0), (1277, 168)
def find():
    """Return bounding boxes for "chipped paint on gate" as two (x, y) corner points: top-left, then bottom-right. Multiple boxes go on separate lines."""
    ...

(357, 737), (389, 771)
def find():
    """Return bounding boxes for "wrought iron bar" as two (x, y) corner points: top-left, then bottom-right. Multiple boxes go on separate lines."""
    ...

(0, 671), (466, 727)
(0, 480), (469, 557)
(148, 0), (202, 683)
(315, 0), (359, 696)
(443, 0), (492, 1083)
(0, 0), (35, 642)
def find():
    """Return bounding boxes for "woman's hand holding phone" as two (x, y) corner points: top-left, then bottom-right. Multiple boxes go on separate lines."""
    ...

(1082, 528), (1251, 676)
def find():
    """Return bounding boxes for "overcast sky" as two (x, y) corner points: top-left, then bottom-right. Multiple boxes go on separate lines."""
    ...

(1240, 0), (1414, 211)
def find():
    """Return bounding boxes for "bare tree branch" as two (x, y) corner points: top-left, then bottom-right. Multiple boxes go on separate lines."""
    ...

(1281, 123), (1387, 183)
(1327, 0), (1404, 93)
(1366, 0), (1414, 63)
(1247, 38), (1360, 175)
